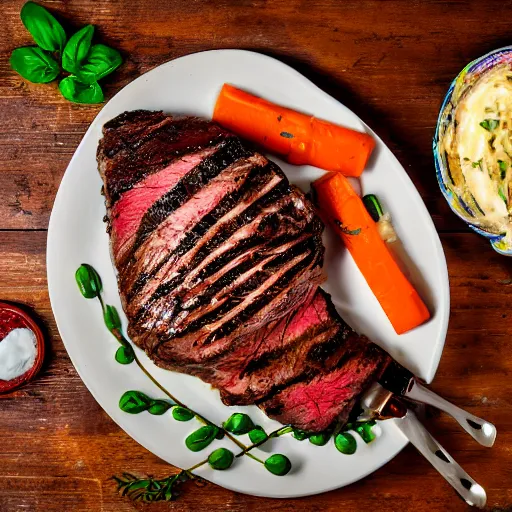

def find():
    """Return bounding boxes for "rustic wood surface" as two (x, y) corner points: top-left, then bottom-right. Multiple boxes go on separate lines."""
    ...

(1, 0), (512, 510)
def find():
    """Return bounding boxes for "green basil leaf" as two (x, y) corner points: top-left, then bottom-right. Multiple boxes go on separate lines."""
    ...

(264, 454), (291, 476)
(119, 390), (151, 414)
(292, 428), (309, 441)
(309, 432), (330, 446)
(59, 76), (104, 104)
(75, 263), (102, 298)
(185, 425), (218, 452)
(208, 447), (234, 470)
(62, 25), (94, 73)
(104, 304), (121, 331)
(222, 413), (255, 435)
(20, 1), (66, 52)
(76, 44), (122, 84)
(148, 400), (172, 415)
(10, 47), (59, 83)
(115, 345), (134, 365)
(171, 406), (194, 422)
(334, 432), (357, 455)
(248, 426), (268, 444)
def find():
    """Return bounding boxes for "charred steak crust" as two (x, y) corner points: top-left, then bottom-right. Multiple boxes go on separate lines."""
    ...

(98, 111), (390, 433)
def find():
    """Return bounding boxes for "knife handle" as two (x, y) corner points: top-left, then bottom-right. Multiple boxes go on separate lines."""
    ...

(405, 381), (496, 448)
(395, 408), (487, 509)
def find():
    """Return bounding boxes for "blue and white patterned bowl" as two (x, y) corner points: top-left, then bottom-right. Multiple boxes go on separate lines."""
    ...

(433, 46), (512, 256)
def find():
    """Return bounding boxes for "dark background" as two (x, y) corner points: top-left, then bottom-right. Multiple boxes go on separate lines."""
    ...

(0, 1), (511, 510)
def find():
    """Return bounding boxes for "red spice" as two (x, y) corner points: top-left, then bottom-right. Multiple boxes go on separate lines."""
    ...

(0, 308), (30, 340)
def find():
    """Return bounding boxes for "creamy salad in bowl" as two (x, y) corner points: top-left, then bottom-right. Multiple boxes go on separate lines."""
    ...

(434, 47), (512, 255)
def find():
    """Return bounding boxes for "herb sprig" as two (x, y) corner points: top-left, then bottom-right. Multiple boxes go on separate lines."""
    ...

(10, 2), (122, 103)
(76, 263), (378, 503)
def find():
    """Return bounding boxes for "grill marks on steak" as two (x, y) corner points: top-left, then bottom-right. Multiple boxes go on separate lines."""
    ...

(98, 111), (390, 433)
(98, 111), (230, 205)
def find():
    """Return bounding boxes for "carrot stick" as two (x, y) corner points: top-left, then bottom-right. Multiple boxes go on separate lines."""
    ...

(213, 84), (375, 177)
(312, 172), (430, 335)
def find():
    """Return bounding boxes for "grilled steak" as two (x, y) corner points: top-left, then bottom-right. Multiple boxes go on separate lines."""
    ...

(98, 110), (390, 432)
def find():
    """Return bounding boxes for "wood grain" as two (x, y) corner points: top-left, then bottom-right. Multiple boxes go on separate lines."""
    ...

(1, 0), (512, 510)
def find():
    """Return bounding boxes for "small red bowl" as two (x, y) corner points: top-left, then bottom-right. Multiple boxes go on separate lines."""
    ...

(0, 302), (45, 394)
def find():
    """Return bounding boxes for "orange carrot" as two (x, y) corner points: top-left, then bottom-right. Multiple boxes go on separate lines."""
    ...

(312, 172), (430, 335)
(213, 84), (375, 177)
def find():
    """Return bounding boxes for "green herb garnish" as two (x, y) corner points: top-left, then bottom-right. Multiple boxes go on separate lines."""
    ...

(309, 432), (330, 446)
(362, 194), (384, 222)
(172, 406), (195, 422)
(334, 219), (362, 235)
(479, 119), (499, 131)
(62, 25), (94, 73)
(335, 432), (357, 454)
(472, 159), (483, 171)
(248, 426), (268, 444)
(185, 426), (219, 452)
(264, 454), (292, 476)
(11, 2), (122, 103)
(77, 265), (384, 503)
(498, 160), (508, 180)
(208, 448), (235, 470)
(499, 188), (508, 205)
(280, 131), (294, 138)
(21, 1), (66, 52)
(223, 413), (255, 435)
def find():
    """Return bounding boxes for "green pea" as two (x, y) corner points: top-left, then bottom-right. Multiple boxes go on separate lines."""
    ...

(119, 390), (151, 414)
(208, 448), (234, 470)
(248, 426), (268, 444)
(171, 406), (194, 422)
(115, 345), (134, 365)
(148, 400), (172, 416)
(355, 421), (377, 444)
(222, 413), (254, 435)
(75, 263), (102, 299)
(264, 454), (292, 476)
(292, 428), (309, 441)
(335, 432), (357, 455)
(185, 425), (218, 452)
(309, 432), (330, 446)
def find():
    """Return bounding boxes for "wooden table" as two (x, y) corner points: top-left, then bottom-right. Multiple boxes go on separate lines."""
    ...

(1, 0), (511, 510)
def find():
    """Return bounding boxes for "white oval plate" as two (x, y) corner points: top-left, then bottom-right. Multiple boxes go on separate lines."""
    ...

(47, 50), (449, 498)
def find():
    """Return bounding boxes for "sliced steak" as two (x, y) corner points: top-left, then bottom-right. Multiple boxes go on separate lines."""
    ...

(98, 110), (390, 434)
(260, 333), (390, 432)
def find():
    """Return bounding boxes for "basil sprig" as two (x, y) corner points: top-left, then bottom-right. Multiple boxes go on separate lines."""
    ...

(11, 2), (122, 103)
